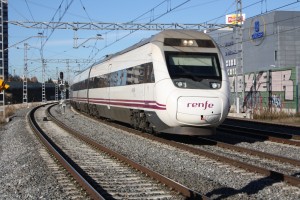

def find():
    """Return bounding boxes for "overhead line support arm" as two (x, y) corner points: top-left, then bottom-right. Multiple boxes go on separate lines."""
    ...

(8, 21), (231, 31)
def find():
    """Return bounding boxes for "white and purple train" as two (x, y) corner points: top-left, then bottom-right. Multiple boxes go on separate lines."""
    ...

(70, 30), (230, 135)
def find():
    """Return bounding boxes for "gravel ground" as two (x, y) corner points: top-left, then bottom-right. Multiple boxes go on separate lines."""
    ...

(0, 107), (83, 200)
(53, 104), (300, 200)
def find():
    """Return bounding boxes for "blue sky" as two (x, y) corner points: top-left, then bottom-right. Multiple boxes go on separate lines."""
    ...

(8, 0), (300, 81)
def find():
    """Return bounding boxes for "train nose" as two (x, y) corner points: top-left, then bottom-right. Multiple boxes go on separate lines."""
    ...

(176, 97), (223, 125)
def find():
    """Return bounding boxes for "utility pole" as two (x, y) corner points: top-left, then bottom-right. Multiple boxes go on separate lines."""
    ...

(59, 72), (66, 114)
(0, 0), (8, 121)
(42, 59), (46, 102)
(1, 34), (45, 120)
(66, 60), (70, 99)
(55, 67), (58, 101)
(235, 0), (244, 113)
(23, 43), (28, 105)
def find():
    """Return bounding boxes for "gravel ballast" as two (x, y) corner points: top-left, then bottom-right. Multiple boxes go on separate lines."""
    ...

(0, 108), (83, 199)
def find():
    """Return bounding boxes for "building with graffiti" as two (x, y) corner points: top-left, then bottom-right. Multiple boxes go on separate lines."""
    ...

(210, 11), (300, 113)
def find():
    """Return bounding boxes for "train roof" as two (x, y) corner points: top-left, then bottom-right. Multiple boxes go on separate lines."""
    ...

(74, 30), (213, 79)
(92, 35), (154, 66)
(92, 30), (211, 66)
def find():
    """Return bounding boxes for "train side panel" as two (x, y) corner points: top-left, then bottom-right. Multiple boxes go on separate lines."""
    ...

(70, 68), (90, 112)
(87, 44), (155, 123)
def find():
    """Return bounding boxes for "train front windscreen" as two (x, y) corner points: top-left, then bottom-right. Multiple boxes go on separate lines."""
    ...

(165, 52), (222, 89)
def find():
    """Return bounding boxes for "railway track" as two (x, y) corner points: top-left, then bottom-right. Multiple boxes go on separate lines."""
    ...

(65, 104), (300, 188)
(223, 117), (300, 136)
(134, 132), (300, 187)
(218, 124), (300, 147)
(29, 103), (207, 200)
(162, 134), (300, 183)
(46, 102), (300, 199)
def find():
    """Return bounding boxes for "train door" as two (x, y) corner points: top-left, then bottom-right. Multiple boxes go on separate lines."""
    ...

(144, 62), (155, 105)
(87, 67), (93, 104)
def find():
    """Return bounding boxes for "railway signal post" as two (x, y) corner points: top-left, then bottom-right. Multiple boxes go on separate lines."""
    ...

(0, 79), (10, 121)
(59, 72), (66, 114)
(0, 79), (9, 92)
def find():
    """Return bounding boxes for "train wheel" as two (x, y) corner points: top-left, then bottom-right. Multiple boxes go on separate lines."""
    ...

(130, 110), (156, 134)
(139, 112), (155, 134)
(130, 110), (140, 130)
(139, 112), (146, 131)
(92, 104), (98, 117)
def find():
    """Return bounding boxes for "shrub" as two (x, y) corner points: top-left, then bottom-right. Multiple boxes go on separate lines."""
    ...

(253, 109), (300, 124)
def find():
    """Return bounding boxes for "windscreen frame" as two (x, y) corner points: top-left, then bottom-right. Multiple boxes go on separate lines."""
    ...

(164, 51), (222, 81)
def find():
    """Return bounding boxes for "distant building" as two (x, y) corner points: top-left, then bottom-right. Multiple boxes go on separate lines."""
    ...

(6, 82), (57, 104)
(209, 11), (300, 113)
(0, 0), (8, 80)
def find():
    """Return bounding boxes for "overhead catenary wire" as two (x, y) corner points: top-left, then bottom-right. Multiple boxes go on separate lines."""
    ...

(87, 0), (192, 63)
(77, 0), (194, 69)
(52, 0), (175, 70)
(210, 8), (300, 53)
(9, 4), (30, 21)
(41, 0), (75, 48)
(78, 0), (103, 66)
(95, 0), (176, 52)
(82, 0), (273, 61)
(212, 0), (236, 24)
(25, 0), (35, 22)
(88, 0), (300, 63)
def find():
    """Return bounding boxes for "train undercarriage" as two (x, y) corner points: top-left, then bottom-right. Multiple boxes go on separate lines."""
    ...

(70, 100), (216, 135)
(70, 101), (156, 134)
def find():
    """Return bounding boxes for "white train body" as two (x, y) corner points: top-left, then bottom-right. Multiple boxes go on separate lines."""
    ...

(70, 30), (230, 135)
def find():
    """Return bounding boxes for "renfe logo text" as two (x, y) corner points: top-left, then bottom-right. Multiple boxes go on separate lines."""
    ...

(187, 101), (214, 110)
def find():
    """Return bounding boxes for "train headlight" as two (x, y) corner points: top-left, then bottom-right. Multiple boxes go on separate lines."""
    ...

(210, 82), (221, 89)
(175, 81), (187, 88)
(182, 39), (195, 46)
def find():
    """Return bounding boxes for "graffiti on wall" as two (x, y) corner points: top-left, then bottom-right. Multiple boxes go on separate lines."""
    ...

(228, 68), (296, 109)
(271, 94), (282, 108)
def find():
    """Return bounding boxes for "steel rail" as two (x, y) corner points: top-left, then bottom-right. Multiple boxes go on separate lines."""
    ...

(28, 104), (105, 200)
(220, 124), (300, 140)
(219, 124), (300, 147)
(147, 134), (300, 187)
(226, 116), (300, 129)
(196, 136), (300, 167)
(47, 104), (208, 199)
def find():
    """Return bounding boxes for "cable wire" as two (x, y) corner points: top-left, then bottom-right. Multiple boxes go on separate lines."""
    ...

(41, 0), (75, 48)
(89, 0), (192, 62)
(25, 0), (35, 21)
